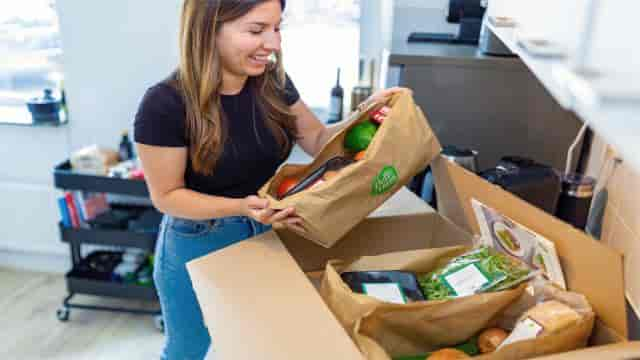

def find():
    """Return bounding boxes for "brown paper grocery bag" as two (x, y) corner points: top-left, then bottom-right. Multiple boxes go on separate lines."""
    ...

(319, 246), (527, 358)
(258, 89), (441, 248)
(472, 283), (595, 360)
(321, 247), (595, 360)
(354, 316), (595, 360)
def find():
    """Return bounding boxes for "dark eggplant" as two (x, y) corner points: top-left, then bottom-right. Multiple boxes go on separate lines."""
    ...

(280, 156), (355, 199)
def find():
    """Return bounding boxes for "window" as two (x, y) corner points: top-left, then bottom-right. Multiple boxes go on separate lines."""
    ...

(282, 0), (360, 112)
(282, 0), (360, 163)
(0, 0), (65, 125)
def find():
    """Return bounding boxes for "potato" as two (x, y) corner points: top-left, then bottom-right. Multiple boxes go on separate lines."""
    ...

(478, 327), (509, 353)
(428, 348), (470, 359)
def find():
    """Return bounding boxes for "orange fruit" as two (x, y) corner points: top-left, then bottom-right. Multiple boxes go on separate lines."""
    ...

(277, 177), (299, 198)
(428, 348), (470, 359)
(323, 170), (340, 181)
(354, 150), (366, 161)
(478, 327), (508, 354)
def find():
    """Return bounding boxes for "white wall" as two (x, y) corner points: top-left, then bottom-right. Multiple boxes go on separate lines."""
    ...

(0, 0), (181, 268)
(588, 0), (640, 75)
(392, 0), (458, 44)
(359, 0), (459, 87)
(56, 0), (182, 151)
(359, 0), (394, 65)
(0, 126), (69, 256)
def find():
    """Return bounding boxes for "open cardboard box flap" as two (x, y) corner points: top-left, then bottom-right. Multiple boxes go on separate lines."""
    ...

(276, 188), (471, 273)
(432, 156), (628, 339)
(532, 341), (640, 359)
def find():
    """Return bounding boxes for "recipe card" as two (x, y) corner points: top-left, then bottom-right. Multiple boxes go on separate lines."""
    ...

(471, 199), (566, 289)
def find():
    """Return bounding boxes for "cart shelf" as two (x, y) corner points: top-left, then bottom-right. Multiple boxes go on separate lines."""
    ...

(59, 223), (157, 252)
(54, 160), (149, 196)
(65, 271), (158, 301)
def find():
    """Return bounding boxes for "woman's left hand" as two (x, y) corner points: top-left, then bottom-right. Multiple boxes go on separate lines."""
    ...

(356, 86), (412, 112)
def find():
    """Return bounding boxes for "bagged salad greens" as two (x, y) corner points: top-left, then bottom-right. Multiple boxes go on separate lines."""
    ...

(418, 246), (537, 300)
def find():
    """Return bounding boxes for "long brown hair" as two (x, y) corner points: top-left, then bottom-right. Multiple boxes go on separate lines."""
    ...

(175, 0), (297, 175)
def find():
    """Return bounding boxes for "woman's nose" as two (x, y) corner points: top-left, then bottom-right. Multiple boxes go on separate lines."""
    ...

(263, 31), (281, 52)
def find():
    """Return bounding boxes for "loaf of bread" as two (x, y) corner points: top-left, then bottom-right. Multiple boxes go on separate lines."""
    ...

(522, 300), (581, 335)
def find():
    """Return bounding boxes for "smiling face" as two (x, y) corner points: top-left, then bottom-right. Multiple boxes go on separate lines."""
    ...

(177, 0), (295, 175)
(216, 0), (283, 81)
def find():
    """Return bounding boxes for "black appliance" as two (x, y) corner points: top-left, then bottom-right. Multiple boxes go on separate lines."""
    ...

(479, 156), (562, 215)
(71, 251), (123, 281)
(407, 0), (486, 45)
(411, 145), (479, 209)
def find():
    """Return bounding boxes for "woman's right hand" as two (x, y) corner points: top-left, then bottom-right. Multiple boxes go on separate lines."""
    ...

(240, 195), (306, 233)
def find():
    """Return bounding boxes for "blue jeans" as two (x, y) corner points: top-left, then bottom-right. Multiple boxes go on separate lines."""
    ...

(154, 215), (270, 360)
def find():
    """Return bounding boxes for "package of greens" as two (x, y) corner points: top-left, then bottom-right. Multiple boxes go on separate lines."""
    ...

(418, 246), (539, 301)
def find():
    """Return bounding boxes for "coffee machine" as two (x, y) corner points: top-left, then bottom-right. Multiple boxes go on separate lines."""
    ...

(480, 157), (562, 215)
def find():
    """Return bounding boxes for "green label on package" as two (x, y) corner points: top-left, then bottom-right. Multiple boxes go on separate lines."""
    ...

(372, 165), (399, 195)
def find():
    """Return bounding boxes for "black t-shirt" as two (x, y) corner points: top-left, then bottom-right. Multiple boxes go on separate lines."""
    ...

(134, 74), (300, 198)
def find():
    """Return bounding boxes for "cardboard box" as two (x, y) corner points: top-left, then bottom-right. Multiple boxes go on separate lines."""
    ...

(583, 137), (640, 319)
(187, 157), (636, 359)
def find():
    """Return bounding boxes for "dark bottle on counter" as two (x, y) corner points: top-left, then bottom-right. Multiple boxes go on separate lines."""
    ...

(119, 130), (134, 161)
(60, 80), (68, 121)
(555, 173), (596, 230)
(327, 68), (344, 124)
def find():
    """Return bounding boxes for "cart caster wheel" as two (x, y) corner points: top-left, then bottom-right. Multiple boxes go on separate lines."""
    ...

(154, 314), (164, 332)
(57, 308), (70, 322)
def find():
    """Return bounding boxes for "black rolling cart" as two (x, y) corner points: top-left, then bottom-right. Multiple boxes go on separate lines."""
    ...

(53, 160), (164, 331)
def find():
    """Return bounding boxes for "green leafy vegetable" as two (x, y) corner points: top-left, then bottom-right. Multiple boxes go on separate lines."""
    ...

(456, 336), (480, 356)
(497, 229), (517, 250)
(417, 246), (532, 300)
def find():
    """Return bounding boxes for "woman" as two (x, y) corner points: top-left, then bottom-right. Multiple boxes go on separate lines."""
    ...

(134, 0), (404, 358)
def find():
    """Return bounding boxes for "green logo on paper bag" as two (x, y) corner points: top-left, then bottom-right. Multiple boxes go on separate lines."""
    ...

(372, 165), (399, 195)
